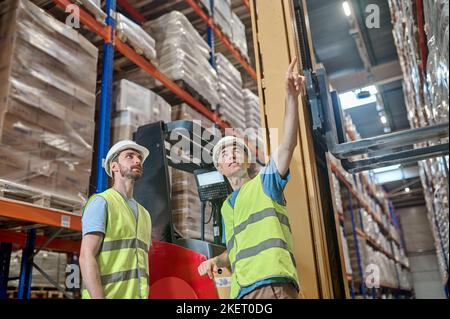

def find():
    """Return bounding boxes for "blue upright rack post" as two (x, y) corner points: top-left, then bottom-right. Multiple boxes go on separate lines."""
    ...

(17, 229), (36, 299)
(347, 191), (366, 297)
(96, 0), (117, 193)
(208, 0), (216, 68)
(0, 243), (12, 299)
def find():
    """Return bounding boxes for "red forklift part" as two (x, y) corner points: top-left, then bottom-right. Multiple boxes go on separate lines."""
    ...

(149, 241), (219, 299)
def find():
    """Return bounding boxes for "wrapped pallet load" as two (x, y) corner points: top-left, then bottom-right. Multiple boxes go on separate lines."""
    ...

(144, 11), (220, 107)
(216, 53), (245, 129)
(76, 0), (106, 23)
(231, 11), (249, 60)
(213, 0), (232, 39)
(111, 79), (171, 144)
(116, 12), (157, 63)
(0, 0), (98, 210)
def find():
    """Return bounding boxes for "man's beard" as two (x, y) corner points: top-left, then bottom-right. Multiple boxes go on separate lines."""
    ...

(119, 164), (142, 181)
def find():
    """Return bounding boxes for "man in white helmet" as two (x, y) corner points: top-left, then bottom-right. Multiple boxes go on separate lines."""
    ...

(198, 57), (305, 299)
(80, 140), (152, 299)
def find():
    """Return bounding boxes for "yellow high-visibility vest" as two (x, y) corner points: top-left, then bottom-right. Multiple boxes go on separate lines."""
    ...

(222, 174), (299, 299)
(81, 188), (152, 299)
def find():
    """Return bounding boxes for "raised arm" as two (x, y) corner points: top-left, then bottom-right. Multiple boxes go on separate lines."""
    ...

(273, 56), (305, 176)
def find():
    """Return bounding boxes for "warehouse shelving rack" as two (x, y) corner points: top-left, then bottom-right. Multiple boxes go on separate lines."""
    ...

(0, 0), (258, 299)
(329, 158), (414, 299)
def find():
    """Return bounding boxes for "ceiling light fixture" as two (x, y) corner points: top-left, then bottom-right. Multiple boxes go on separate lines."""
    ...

(380, 115), (387, 124)
(343, 1), (351, 17)
(405, 187), (410, 193)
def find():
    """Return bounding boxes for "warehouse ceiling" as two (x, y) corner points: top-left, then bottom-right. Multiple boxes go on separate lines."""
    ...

(306, 0), (409, 136)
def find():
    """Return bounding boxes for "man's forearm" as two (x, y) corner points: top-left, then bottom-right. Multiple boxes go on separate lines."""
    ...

(80, 254), (105, 299)
(282, 93), (300, 152)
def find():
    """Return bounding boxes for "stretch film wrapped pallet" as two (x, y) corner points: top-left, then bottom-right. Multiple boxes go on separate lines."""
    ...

(145, 11), (220, 107)
(231, 11), (249, 60)
(0, 0), (98, 209)
(170, 104), (214, 242)
(111, 79), (171, 144)
(216, 53), (246, 129)
(389, 0), (449, 286)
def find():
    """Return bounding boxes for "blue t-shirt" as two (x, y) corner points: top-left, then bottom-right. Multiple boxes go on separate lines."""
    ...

(82, 192), (139, 236)
(225, 157), (297, 299)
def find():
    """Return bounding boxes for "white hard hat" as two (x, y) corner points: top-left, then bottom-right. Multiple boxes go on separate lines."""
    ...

(212, 136), (252, 169)
(103, 140), (150, 177)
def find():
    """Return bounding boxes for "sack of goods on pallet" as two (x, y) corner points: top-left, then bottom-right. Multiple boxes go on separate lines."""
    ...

(144, 11), (220, 107)
(231, 11), (249, 60)
(111, 79), (171, 144)
(213, 0), (233, 39)
(75, 0), (106, 24)
(116, 13), (157, 63)
(215, 53), (246, 129)
(170, 104), (215, 242)
(0, 0), (98, 209)
(243, 89), (261, 130)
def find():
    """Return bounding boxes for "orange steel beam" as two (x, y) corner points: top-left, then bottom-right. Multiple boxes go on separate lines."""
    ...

(53, 0), (107, 38)
(0, 198), (81, 231)
(242, 0), (250, 10)
(52, 0), (260, 157)
(0, 229), (80, 254)
(185, 0), (257, 80)
(117, 0), (146, 24)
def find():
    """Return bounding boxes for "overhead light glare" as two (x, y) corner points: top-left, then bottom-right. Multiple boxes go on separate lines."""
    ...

(343, 1), (352, 16)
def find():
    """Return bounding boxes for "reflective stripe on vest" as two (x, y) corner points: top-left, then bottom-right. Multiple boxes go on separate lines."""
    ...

(221, 173), (299, 299)
(101, 268), (149, 286)
(226, 207), (292, 252)
(81, 188), (152, 299)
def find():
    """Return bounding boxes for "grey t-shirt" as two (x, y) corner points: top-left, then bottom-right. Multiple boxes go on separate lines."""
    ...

(82, 194), (138, 236)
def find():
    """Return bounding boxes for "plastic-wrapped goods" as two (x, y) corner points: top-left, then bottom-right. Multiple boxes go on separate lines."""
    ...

(145, 11), (220, 107)
(243, 89), (261, 129)
(215, 54), (246, 128)
(111, 79), (171, 144)
(75, 0), (106, 24)
(214, 0), (232, 39)
(424, 0), (449, 124)
(339, 225), (353, 275)
(231, 12), (249, 60)
(418, 156), (449, 285)
(9, 250), (67, 289)
(0, 0), (98, 208)
(116, 13), (157, 62)
(331, 174), (343, 214)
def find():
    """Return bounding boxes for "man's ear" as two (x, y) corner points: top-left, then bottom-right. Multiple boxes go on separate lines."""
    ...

(111, 161), (119, 175)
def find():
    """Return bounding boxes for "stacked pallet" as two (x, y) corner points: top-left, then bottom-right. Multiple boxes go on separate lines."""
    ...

(216, 54), (246, 129)
(170, 104), (215, 242)
(0, 0), (98, 210)
(145, 11), (220, 107)
(389, 0), (449, 287)
(111, 79), (171, 144)
(116, 12), (157, 63)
